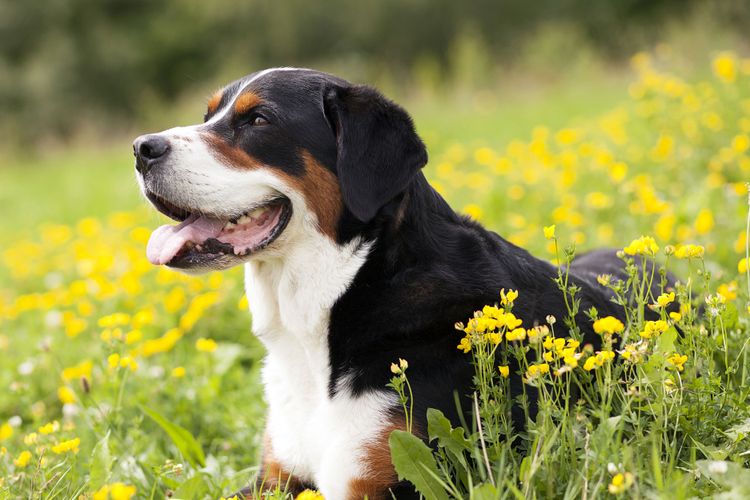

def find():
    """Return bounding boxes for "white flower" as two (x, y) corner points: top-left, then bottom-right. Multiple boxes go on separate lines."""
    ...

(708, 461), (728, 474)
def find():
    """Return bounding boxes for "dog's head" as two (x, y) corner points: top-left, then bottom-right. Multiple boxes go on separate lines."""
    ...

(133, 68), (427, 272)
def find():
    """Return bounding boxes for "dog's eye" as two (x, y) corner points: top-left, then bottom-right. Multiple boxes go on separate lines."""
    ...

(251, 115), (269, 126)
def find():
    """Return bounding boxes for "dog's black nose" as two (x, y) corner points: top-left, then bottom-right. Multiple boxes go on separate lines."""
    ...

(133, 134), (170, 174)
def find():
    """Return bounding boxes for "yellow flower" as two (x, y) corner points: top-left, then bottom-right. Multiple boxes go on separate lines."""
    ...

(0, 423), (13, 441)
(486, 332), (501, 345)
(295, 491), (325, 500)
(543, 225), (556, 240)
(38, 421), (59, 435)
(739, 258), (748, 274)
(463, 204), (483, 221)
(667, 353), (688, 372)
(526, 363), (550, 379)
(196, 338), (218, 353)
(14, 450), (32, 468)
(669, 312), (682, 322)
(713, 52), (737, 83)
(608, 472), (634, 494)
(506, 328), (526, 342)
(58, 386), (76, 405)
(457, 337), (472, 353)
(95, 483), (138, 500)
(51, 437), (80, 454)
(623, 236), (659, 256)
(593, 316), (625, 336)
(171, 366), (186, 378)
(674, 244), (705, 259)
(694, 209), (714, 235)
(498, 366), (510, 378)
(655, 292), (675, 308)
(119, 356), (138, 372)
(640, 320), (669, 339)
(717, 282), (738, 301)
(500, 288), (519, 306)
(110, 483), (137, 500)
(107, 353), (121, 369)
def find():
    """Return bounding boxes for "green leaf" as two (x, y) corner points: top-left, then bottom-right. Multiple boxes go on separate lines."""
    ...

(89, 431), (112, 489)
(426, 408), (471, 466)
(721, 302), (739, 330)
(655, 326), (678, 354)
(389, 430), (449, 500)
(141, 405), (206, 468)
(471, 482), (498, 500)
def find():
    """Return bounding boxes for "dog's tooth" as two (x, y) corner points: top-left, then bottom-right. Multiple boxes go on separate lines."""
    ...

(224, 221), (236, 230)
(249, 207), (267, 219)
(237, 215), (251, 225)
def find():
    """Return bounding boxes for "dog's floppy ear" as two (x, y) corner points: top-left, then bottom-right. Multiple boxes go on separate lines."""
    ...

(323, 84), (428, 222)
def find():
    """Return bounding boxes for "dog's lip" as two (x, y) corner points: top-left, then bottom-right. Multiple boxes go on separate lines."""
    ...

(144, 190), (293, 267)
(145, 190), (191, 222)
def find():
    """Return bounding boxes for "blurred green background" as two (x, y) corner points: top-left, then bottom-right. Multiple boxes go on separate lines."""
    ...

(1, 0), (748, 145)
(1, 0), (749, 236)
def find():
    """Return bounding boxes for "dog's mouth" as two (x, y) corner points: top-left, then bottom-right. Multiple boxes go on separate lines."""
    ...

(144, 190), (292, 269)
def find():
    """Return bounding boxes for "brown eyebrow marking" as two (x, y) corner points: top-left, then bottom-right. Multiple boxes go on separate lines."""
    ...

(206, 90), (223, 115)
(234, 92), (262, 115)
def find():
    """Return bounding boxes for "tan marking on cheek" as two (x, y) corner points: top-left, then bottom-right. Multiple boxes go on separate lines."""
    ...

(202, 133), (264, 170)
(346, 418), (406, 500)
(281, 152), (342, 240)
(206, 90), (223, 115)
(234, 92), (262, 115)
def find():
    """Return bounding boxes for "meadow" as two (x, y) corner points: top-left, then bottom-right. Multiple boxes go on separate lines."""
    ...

(1, 50), (750, 498)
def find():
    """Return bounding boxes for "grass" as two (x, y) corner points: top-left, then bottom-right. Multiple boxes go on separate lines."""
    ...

(1, 49), (750, 498)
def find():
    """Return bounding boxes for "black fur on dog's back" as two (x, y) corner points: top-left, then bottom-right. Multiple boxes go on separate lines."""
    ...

(329, 174), (676, 442)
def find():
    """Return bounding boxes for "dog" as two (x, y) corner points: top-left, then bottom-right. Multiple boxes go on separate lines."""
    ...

(133, 68), (669, 499)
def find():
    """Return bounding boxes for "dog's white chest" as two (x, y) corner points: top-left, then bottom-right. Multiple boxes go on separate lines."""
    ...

(244, 236), (394, 498)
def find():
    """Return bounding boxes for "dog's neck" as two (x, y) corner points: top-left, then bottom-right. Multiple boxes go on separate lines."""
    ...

(244, 234), (370, 338)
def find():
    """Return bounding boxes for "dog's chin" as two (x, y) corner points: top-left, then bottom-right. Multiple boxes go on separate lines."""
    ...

(142, 189), (293, 272)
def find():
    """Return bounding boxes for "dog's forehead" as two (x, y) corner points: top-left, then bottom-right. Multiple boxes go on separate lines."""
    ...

(213, 68), (348, 111)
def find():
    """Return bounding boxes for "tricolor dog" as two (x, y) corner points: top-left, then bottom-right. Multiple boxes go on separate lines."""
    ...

(133, 68), (670, 499)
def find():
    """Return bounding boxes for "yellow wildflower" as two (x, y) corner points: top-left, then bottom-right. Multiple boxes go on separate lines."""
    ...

(486, 332), (502, 345)
(640, 320), (668, 339)
(669, 312), (682, 322)
(119, 356), (138, 372)
(58, 386), (76, 404)
(593, 316), (625, 336)
(0, 423), (12, 441)
(38, 421), (59, 435)
(667, 353), (688, 372)
(506, 328), (526, 342)
(498, 366), (510, 378)
(500, 288), (519, 306)
(543, 225), (556, 240)
(195, 338), (218, 352)
(717, 282), (738, 301)
(713, 52), (737, 83)
(463, 204), (483, 221)
(608, 472), (634, 494)
(296, 490), (325, 500)
(655, 292), (675, 308)
(95, 483), (138, 500)
(171, 366), (186, 378)
(457, 337), (472, 353)
(674, 244), (705, 259)
(623, 236), (659, 256)
(107, 353), (121, 369)
(51, 437), (80, 454)
(14, 450), (32, 468)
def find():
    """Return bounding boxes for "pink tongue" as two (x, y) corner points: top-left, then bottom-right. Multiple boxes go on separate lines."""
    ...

(146, 214), (225, 265)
